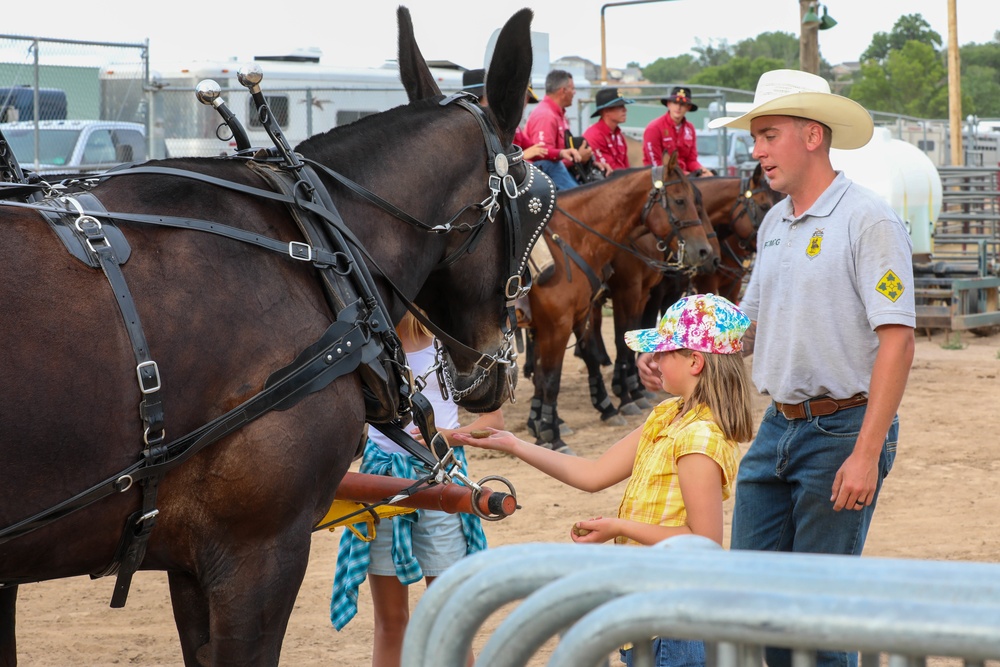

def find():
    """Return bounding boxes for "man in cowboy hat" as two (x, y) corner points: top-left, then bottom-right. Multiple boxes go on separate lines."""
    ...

(643, 69), (915, 667)
(642, 85), (713, 176)
(583, 87), (633, 172)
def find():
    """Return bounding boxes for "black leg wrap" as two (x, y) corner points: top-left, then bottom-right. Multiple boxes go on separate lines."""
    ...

(537, 402), (559, 444)
(526, 396), (542, 438)
(589, 373), (618, 420)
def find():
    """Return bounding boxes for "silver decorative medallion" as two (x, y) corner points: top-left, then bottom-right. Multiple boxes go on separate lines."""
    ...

(494, 153), (509, 177)
(528, 197), (542, 214)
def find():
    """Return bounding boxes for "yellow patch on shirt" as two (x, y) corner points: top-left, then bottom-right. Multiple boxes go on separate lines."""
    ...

(806, 228), (824, 258)
(876, 270), (905, 302)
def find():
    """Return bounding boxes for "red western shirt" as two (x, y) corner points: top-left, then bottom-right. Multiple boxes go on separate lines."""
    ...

(642, 114), (703, 173)
(525, 96), (570, 164)
(583, 119), (630, 171)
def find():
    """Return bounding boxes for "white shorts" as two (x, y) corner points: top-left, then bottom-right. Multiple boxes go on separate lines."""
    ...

(368, 509), (468, 577)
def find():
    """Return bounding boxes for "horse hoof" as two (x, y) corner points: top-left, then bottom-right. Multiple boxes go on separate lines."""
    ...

(617, 402), (643, 416)
(632, 397), (652, 410)
(559, 423), (574, 437)
(642, 390), (657, 401)
(601, 414), (627, 427)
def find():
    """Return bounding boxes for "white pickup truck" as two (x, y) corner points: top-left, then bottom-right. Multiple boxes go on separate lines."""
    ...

(1, 119), (146, 176)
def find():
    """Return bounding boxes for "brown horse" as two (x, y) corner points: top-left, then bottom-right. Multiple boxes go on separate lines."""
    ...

(691, 163), (783, 302)
(522, 154), (714, 450)
(597, 164), (782, 413)
(0, 8), (537, 666)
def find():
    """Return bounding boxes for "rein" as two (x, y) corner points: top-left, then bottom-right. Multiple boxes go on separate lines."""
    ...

(553, 202), (678, 274)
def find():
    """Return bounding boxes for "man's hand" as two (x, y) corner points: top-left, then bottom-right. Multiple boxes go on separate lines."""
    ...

(522, 142), (547, 160)
(558, 147), (583, 163)
(577, 142), (594, 163)
(597, 160), (612, 176)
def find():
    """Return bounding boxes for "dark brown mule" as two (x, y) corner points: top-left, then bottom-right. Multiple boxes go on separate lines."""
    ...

(522, 154), (713, 449)
(0, 8), (535, 666)
(690, 164), (783, 302)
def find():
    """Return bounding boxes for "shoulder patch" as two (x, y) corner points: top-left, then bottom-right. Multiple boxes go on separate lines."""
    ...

(876, 270), (904, 302)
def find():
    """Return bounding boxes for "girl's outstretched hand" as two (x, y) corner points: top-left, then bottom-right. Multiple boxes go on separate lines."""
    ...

(570, 517), (618, 544)
(450, 428), (521, 454)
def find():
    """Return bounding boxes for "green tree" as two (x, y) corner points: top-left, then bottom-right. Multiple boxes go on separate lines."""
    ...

(690, 56), (785, 92)
(641, 54), (701, 84)
(731, 31), (800, 68)
(691, 38), (732, 68)
(962, 65), (1000, 117)
(861, 14), (942, 63)
(851, 41), (948, 116)
(960, 41), (1000, 116)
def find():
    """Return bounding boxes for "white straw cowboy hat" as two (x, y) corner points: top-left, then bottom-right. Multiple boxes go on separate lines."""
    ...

(708, 69), (873, 150)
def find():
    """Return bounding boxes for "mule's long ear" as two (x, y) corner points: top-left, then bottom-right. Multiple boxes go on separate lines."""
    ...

(484, 8), (533, 145)
(397, 6), (441, 101)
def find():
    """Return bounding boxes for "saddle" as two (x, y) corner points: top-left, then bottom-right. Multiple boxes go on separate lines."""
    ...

(564, 131), (605, 185)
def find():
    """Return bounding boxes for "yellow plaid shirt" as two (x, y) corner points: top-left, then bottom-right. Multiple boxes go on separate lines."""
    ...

(616, 397), (740, 546)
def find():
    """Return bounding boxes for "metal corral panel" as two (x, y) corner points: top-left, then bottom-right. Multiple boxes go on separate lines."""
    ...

(403, 537), (1000, 667)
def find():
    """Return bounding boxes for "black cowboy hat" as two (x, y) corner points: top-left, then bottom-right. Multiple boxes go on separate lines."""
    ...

(591, 87), (634, 117)
(462, 68), (485, 98)
(660, 86), (698, 111)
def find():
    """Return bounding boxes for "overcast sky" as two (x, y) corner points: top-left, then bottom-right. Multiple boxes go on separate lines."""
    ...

(5, 1), (998, 73)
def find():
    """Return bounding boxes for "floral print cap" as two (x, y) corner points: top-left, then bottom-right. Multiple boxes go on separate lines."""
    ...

(624, 293), (750, 354)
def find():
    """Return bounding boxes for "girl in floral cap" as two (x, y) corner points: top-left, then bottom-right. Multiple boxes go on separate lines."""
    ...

(455, 293), (754, 667)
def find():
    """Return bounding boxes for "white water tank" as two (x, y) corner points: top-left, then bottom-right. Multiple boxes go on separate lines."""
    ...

(831, 127), (942, 255)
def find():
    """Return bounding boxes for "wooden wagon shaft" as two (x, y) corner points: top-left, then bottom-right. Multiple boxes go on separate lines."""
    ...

(334, 472), (518, 518)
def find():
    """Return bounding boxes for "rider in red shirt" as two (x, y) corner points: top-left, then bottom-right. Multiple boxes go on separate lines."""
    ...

(642, 86), (713, 176)
(583, 87), (634, 172)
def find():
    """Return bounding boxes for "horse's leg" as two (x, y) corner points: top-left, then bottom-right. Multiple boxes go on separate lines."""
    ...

(587, 302), (612, 366)
(0, 585), (16, 667)
(528, 322), (576, 451)
(575, 322), (625, 425)
(169, 571), (211, 666)
(521, 327), (535, 379)
(617, 300), (654, 413)
(197, 530), (313, 666)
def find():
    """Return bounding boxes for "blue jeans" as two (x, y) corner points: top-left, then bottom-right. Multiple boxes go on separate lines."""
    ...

(620, 639), (705, 667)
(731, 403), (898, 667)
(534, 158), (579, 190)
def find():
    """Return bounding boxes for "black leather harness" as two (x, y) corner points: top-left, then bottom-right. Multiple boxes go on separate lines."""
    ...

(0, 93), (553, 606)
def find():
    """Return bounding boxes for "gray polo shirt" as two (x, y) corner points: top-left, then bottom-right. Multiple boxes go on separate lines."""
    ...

(740, 172), (915, 404)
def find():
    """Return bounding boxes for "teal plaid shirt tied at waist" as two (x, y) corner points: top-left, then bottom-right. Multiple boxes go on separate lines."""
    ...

(329, 439), (487, 630)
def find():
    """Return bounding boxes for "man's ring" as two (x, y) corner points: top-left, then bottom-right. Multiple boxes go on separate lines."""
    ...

(855, 500), (865, 506)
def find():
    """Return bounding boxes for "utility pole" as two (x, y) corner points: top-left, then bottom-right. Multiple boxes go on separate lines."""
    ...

(947, 0), (963, 166)
(799, 0), (820, 74)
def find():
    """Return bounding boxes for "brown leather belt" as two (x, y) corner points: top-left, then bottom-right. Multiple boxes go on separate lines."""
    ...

(773, 394), (868, 420)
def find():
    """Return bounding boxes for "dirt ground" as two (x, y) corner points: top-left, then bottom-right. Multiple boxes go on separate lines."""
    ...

(12, 327), (1000, 666)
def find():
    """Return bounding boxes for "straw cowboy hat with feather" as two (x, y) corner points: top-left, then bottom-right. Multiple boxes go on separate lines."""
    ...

(708, 69), (873, 150)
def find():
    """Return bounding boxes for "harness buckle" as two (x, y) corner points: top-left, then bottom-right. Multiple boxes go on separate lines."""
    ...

(504, 274), (529, 300)
(288, 241), (313, 261)
(502, 173), (518, 200)
(136, 360), (162, 394)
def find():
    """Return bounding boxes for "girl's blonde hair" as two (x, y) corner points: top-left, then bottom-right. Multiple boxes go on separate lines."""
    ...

(396, 310), (433, 343)
(678, 349), (755, 442)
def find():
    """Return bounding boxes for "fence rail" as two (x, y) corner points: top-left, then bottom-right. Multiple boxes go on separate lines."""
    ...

(403, 536), (1000, 667)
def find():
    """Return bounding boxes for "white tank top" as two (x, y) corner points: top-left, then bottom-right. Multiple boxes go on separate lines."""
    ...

(368, 342), (460, 455)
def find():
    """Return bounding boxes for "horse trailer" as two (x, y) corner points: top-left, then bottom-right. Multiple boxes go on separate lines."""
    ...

(104, 52), (466, 159)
